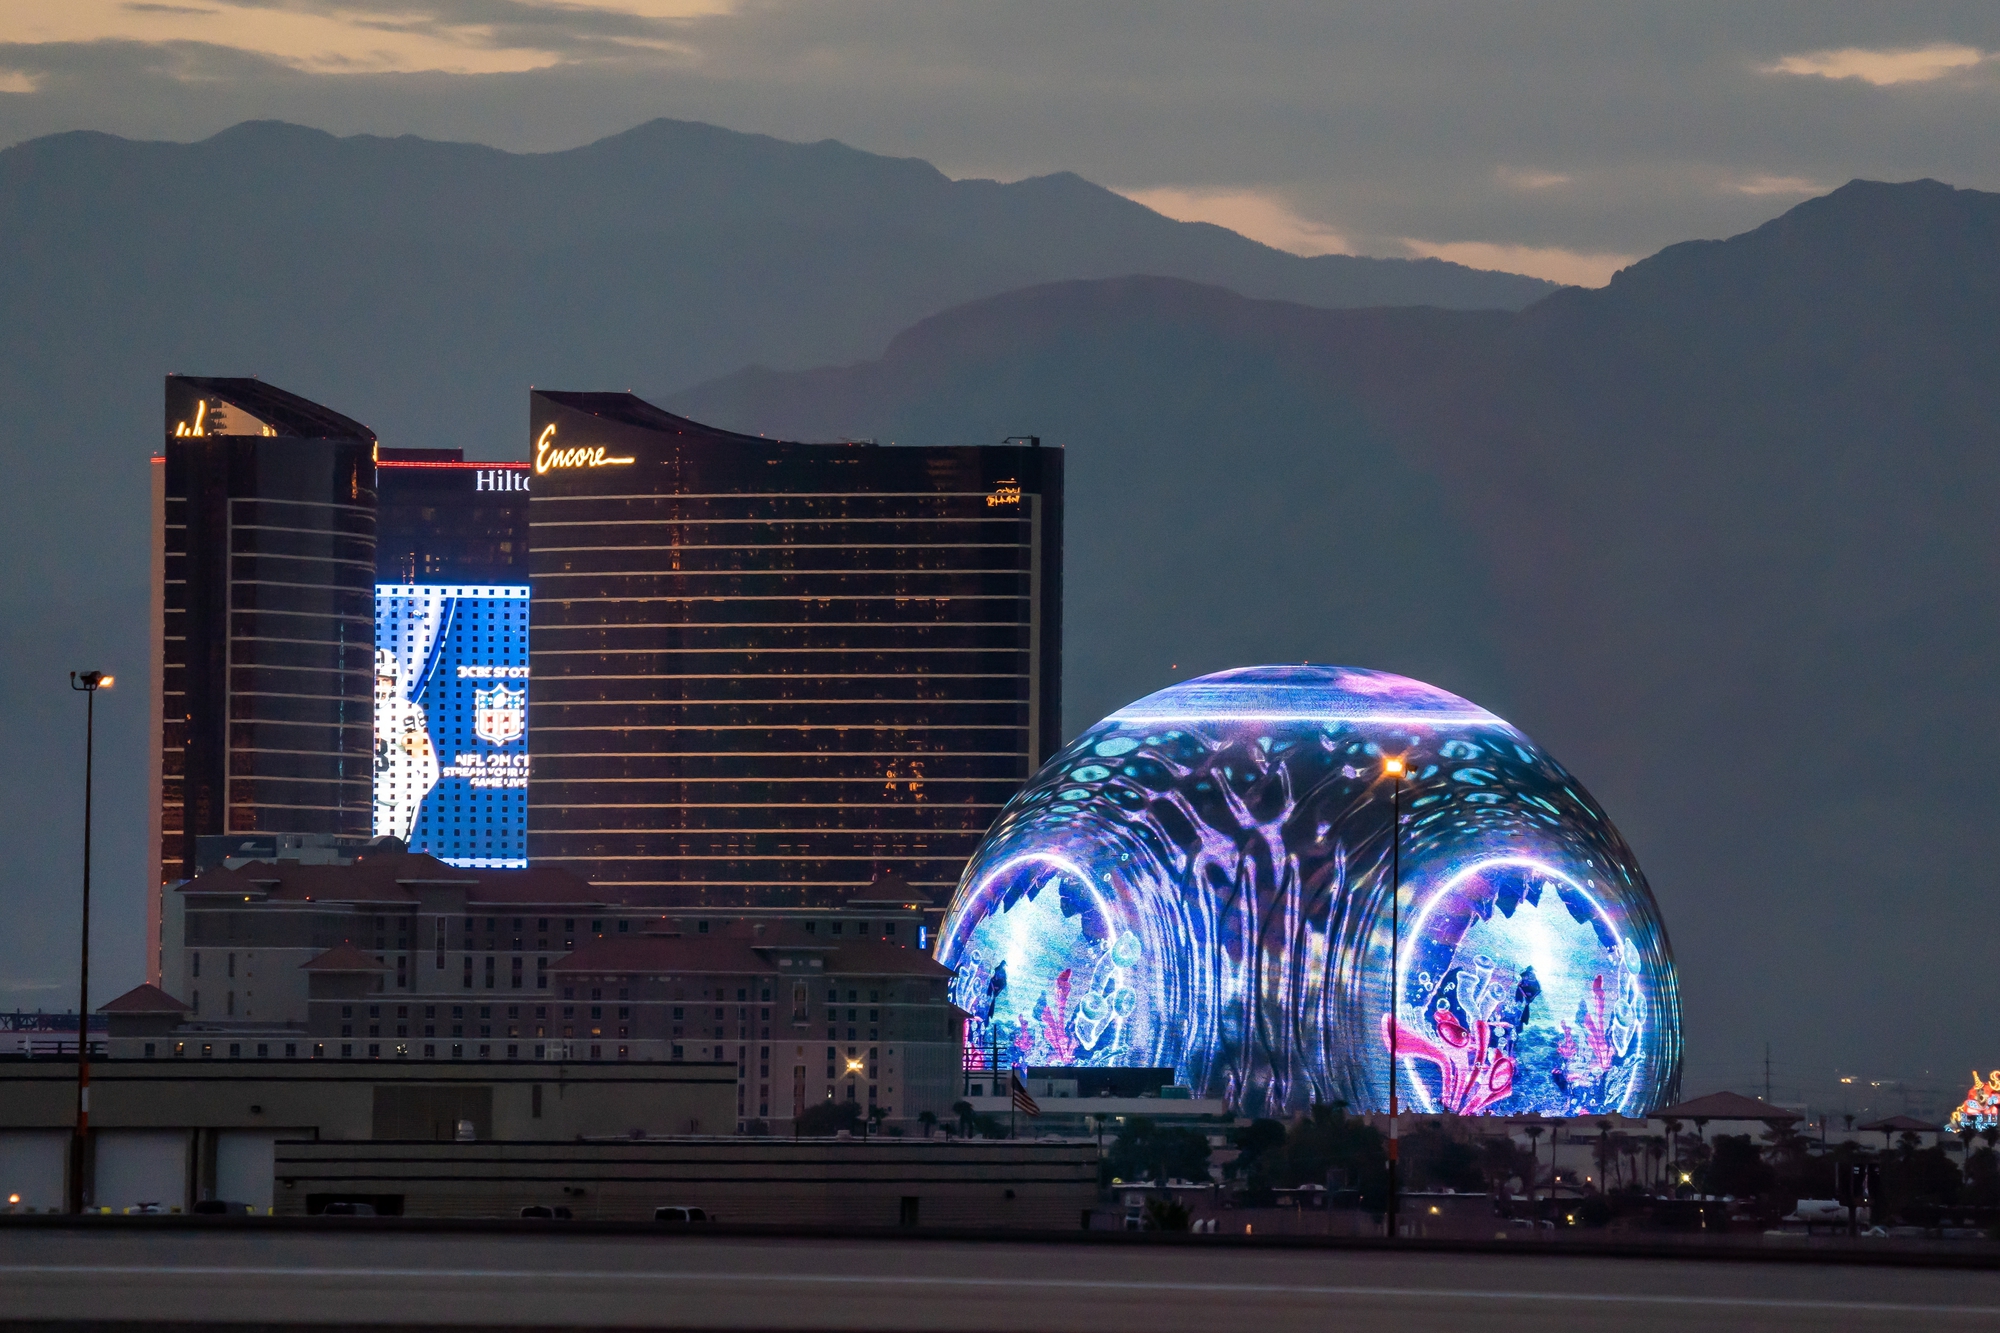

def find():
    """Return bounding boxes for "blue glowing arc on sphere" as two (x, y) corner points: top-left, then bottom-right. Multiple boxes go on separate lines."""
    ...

(935, 665), (1682, 1118)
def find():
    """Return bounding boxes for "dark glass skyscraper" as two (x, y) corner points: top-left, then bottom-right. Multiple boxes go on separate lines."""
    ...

(526, 391), (1062, 907)
(152, 378), (377, 938)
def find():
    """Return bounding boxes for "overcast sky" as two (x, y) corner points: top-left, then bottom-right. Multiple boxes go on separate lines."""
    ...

(5, 2), (2000, 283)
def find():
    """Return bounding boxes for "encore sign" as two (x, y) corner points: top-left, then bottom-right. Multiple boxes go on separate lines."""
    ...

(534, 424), (635, 474)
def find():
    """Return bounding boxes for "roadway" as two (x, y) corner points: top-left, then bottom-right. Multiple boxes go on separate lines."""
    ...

(3, 1227), (1999, 1331)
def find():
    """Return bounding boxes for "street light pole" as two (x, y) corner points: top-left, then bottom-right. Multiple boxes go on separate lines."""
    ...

(1382, 755), (1405, 1240)
(67, 670), (111, 1214)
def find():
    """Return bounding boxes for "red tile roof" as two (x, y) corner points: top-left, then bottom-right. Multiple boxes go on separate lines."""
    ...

(98, 983), (191, 1014)
(823, 936), (952, 979)
(1655, 1091), (1801, 1123)
(1858, 1114), (1944, 1133)
(843, 866), (934, 908)
(300, 944), (391, 972)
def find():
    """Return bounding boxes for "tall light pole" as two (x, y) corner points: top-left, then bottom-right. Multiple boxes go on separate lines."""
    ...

(1382, 754), (1405, 1239)
(68, 669), (112, 1214)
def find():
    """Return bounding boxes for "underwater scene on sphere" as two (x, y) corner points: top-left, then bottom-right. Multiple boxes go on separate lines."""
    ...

(935, 666), (1681, 1118)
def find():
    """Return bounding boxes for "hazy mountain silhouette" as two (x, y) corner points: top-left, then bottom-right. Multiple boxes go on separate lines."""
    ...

(674, 179), (2000, 1095)
(0, 117), (1549, 1010)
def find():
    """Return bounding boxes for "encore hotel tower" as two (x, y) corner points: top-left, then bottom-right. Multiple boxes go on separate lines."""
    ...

(527, 391), (1062, 908)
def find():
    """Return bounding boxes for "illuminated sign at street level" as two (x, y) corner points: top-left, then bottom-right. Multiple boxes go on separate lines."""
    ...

(936, 665), (1682, 1120)
(374, 583), (530, 869)
(533, 423), (633, 474)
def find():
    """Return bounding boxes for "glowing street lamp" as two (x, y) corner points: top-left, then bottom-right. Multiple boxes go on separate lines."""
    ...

(1382, 754), (1405, 1239)
(67, 670), (111, 1214)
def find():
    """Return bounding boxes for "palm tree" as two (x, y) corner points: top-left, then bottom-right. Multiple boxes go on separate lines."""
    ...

(1662, 1117), (1682, 1187)
(1481, 1136), (1524, 1200)
(1646, 1134), (1667, 1192)
(1523, 1124), (1545, 1209)
(1619, 1135), (1642, 1191)
(918, 1110), (937, 1139)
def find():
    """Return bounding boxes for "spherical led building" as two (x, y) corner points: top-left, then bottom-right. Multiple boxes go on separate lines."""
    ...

(935, 666), (1681, 1119)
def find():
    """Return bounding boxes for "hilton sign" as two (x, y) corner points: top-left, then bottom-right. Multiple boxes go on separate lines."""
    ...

(475, 469), (530, 492)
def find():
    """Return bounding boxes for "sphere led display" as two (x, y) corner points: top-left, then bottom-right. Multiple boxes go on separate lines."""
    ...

(936, 666), (1681, 1118)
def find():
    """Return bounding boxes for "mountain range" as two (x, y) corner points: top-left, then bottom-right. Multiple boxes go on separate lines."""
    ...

(674, 178), (2000, 1098)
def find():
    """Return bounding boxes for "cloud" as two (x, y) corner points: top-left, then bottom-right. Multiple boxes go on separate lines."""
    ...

(1399, 238), (1638, 288)
(1764, 43), (1991, 86)
(1497, 167), (1572, 191)
(7, 0), (726, 75)
(1729, 173), (1823, 196)
(0, 70), (39, 93)
(1118, 186), (1353, 257)
(2, 3), (2000, 270)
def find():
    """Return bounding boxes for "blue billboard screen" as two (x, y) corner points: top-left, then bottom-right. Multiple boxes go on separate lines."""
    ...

(373, 583), (530, 868)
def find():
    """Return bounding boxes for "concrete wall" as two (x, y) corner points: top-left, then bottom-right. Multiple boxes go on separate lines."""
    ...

(0, 1060), (735, 1142)
(94, 1131), (188, 1212)
(0, 1058), (739, 1211)
(271, 1138), (1100, 1228)
(217, 1132), (279, 1209)
(0, 1130), (67, 1210)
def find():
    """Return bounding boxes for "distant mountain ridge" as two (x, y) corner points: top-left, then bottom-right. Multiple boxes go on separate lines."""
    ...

(671, 178), (2000, 1093)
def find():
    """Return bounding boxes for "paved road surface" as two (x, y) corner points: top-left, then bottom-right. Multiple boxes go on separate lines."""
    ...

(2, 1228), (1998, 1330)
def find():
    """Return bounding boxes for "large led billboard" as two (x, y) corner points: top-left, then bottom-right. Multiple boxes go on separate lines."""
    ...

(935, 665), (1682, 1119)
(373, 583), (530, 868)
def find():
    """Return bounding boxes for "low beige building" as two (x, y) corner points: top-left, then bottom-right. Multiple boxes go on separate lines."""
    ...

(0, 1057), (733, 1213)
(272, 1138), (1098, 1228)
(0, 1060), (1096, 1228)
(152, 855), (962, 1131)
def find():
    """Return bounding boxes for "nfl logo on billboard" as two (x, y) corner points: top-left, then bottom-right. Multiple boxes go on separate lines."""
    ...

(474, 685), (526, 746)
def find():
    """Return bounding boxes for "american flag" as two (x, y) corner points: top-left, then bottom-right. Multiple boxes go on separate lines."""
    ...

(1010, 1069), (1041, 1117)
